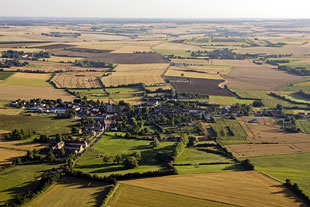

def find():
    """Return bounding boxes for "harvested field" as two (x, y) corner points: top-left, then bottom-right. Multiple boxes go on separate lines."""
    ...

(108, 184), (233, 207)
(31, 43), (76, 50)
(153, 41), (203, 51)
(165, 66), (223, 80)
(52, 72), (104, 89)
(27, 176), (111, 207)
(238, 116), (278, 128)
(218, 60), (304, 90)
(171, 77), (233, 96)
(101, 64), (168, 87)
(0, 147), (26, 165)
(87, 53), (169, 64)
(121, 171), (304, 207)
(226, 143), (310, 158)
(209, 96), (253, 105)
(3, 72), (51, 87)
(145, 84), (171, 92)
(239, 121), (310, 144)
(0, 85), (73, 101)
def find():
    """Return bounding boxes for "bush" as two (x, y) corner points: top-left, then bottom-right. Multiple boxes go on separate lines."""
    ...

(123, 157), (138, 169)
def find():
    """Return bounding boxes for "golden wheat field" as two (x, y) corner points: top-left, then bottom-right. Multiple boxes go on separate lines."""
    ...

(101, 63), (169, 87)
(165, 66), (223, 79)
(51, 72), (104, 88)
(121, 171), (304, 207)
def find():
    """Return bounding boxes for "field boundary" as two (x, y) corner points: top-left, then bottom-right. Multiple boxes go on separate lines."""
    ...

(105, 184), (119, 207)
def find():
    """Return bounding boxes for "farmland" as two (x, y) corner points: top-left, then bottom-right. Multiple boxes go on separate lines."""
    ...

(165, 66), (223, 80)
(108, 184), (234, 207)
(171, 78), (233, 96)
(101, 64), (168, 87)
(121, 171), (303, 207)
(0, 72), (14, 80)
(51, 72), (104, 89)
(208, 95), (254, 105)
(249, 153), (310, 197)
(0, 163), (59, 205)
(27, 176), (111, 207)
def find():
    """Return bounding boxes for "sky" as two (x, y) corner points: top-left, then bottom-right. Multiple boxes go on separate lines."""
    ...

(1, 0), (310, 19)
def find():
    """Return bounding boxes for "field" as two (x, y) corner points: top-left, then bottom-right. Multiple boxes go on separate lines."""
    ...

(0, 114), (77, 135)
(27, 176), (111, 207)
(165, 66), (223, 80)
(0, 101), (22, 115)
(210, 118), (248, 145)
(0, 72), (14, 80)
(0, 72), (74, 101)
(220, 60), (304, 90)
(238, 116), (278, 128)
(75, 132), (175, 176)
(296, 119), (310, 134)
(121, 171), (304, 207)
(171, 78), (233, 96)
(101, 64), (168, 87)
(208, 95), (254, 105)
(249, 153), (310, 197)
(51, 72), (104, 89)
(108, 184), (234, 207)
(0, 163), (59, 204)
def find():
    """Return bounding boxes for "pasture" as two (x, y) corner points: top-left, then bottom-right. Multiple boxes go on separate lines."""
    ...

(121, 171), (303, 207)
(0, 72), (14, 80)
(0, 163), (59, 205)
(101, 64), (168, 87)
(108, 184), (233, 207)
(27, 176), (111, 207)
(0, 114), (77, 135)
(2, 72), (51, 87)
(208, 95), (253, 105)
(51, 72), (104, 89)
(249, 153), (310, 197)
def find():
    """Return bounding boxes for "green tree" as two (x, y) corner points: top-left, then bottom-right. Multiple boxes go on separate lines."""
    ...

(123, 157), (138, 169)
(47, 151), (56, 162)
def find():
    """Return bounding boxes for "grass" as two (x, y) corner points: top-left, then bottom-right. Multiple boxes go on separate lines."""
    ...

(0, 72), (14, 80)
(155, 49), (192, 57)
(75, 132), (175, 176)
(249, 153), (310, 197)
(282, 93), (310, 104)
(0, 163), (59, 204)
(0, 101), (22, 115)
(0, 114), (77, 135)
(209, 95), (253, 105)
(210, 118), (247, 145)
(2, 73), (51, 87)
(296, 119), (310, 134)
(108, 184), (234, 207)
(175, 163), (244, 174)
(26, 176), (111, 207)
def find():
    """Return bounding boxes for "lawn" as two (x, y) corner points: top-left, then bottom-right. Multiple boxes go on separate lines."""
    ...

(249, 153), (310, 197)
(26, 176), (111, 207)
(208, 95), (253, 105)
(108, 184), (234, 207)
(0, 72), (14, 80)
(210, 118), (247, 145)
(0, 163), (59, 205)
(0, 114), (77, 135)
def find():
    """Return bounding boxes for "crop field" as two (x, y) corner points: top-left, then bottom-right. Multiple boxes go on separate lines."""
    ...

(208, 95), (253, 105)
(30, 43), (76, 50)
(51, 72), (104, 88)
(210, 118), (248, 145)
(152, 41), (204, 52)
(238, 116), (278, 128)
(27, 176), (111, 207)
(281, 93), (310, 104)
(101, 64), (168, 87)
(155, 49), (192, 57)
(45, 56), (82, 63)
(165, 66), (223, 80)
(0, 114), (77, 135)
(0, 163), (59, 205)
(108, 184), (234, 207)
(171, 78), (233, 96)
(145, 84), (171, 92)
(221, 60), (303, 90)
(249, 153), (310, 197)
(87, 53), (169, 64)
(2, 72), (51, 87)
(0, 147), (26, 165)
(296, 119), (310, 134)
(121, 171), (303, 207)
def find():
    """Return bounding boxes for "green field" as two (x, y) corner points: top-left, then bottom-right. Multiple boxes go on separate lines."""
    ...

(0, 163), (59, 205)
(232, 89), (308, 108)
(0, 114), (77, 135)
(108, 184), (234, 207)
(26, 176), (111, 207)
(0, 72), (14, 80)
(75, 132), (175, 176)
(249, 153), (310, 197)
(296, 119), (310, 134)
(0, 101), (22, 115)
(209, 95), (253, 105)
(210, 118), (247, 145)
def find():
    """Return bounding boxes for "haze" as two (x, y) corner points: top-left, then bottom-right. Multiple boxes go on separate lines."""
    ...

(1, 0), (310, 19)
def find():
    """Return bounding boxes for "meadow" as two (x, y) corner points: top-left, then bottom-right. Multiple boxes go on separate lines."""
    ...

(249, 153), (310, 197)
(0, 72), (14, 80)
(121, 171), (303, 207)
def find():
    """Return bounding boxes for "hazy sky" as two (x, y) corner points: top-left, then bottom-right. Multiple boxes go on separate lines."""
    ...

(1, 0), (310, 19)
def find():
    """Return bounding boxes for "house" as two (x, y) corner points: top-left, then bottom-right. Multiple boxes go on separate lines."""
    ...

(52, 141), (65, 150)
(63, 140), (88, 154)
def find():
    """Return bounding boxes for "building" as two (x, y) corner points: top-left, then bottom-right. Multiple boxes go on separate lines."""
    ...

(106, 99), (113, 113)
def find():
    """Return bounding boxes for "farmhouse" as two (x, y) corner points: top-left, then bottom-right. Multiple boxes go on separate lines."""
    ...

(63, 140), (88, 154)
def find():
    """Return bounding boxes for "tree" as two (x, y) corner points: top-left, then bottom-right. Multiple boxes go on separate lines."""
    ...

(151, 137), (161, 148)
(123, 157), (138, 169)
(68, 158), (75, 169)
(47, 151), (56, 162)
(26, 150), (34, 160)
(60, 148), (65, 157)
(188, 136), (199, 147)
